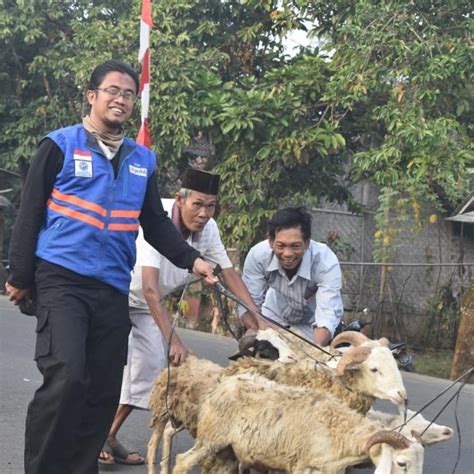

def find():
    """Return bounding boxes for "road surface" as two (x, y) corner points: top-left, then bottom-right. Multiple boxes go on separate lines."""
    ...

(1, 296), (472, 473)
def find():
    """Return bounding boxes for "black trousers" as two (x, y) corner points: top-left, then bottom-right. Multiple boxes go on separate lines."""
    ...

(25, 262), (130, 474)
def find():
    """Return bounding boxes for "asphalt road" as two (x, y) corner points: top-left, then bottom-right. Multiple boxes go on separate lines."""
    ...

(1, 295), (473, 473)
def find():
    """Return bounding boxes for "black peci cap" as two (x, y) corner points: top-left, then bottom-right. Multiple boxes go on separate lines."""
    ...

(181, 168), (220, 195)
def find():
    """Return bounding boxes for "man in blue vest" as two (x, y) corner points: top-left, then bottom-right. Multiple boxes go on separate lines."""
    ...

(5, 60), (217, 474)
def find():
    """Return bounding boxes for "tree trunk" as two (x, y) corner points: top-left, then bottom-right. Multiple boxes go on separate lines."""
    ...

(450, 282), (474, 383)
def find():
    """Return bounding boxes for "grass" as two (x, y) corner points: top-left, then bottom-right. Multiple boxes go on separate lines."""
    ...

(412, 348), (454, 380)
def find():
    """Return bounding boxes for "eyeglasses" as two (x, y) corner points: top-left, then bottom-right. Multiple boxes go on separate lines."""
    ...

(95, 86), (138, 102)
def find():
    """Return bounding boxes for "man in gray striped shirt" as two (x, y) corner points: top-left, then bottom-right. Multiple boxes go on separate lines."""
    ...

(239, 207), (343, 345)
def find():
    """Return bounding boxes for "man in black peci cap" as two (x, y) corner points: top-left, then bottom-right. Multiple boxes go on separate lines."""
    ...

(99, 168), (265, 465)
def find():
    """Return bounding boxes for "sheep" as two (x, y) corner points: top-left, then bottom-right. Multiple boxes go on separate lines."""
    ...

(344, 409), (454, 473)
(149, 330), (407, 473)
(173, 373), (424, 474)
(366, 408), (454, 446)
(224, 330), (407, 414)
(146, 328), (296, 474)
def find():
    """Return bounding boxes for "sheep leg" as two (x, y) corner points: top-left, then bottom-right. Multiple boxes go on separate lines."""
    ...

(173, 443), (214, 474)
(203, 448), (239, 474)
(161, 420), (184, 474)
(146, 420), (167, 474)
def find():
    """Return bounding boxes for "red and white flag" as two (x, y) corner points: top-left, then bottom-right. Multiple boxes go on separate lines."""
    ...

(136, 0), (153, 148)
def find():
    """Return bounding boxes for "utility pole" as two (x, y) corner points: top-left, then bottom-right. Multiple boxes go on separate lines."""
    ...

(450, 281), (474, 383)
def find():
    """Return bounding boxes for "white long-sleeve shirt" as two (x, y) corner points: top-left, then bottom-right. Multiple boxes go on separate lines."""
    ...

(128, 199), (232, 309)
(239, 239), (343, 336)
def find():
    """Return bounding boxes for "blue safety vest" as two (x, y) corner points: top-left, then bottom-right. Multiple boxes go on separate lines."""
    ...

(36, 124), (156, 294)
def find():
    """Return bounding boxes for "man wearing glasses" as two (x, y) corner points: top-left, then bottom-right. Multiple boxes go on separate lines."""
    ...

(6, 60), (217, 474)
(239, 207), (344, 346)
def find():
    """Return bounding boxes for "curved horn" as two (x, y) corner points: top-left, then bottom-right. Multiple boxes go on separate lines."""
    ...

(330, 331), (369, 350)
(365, 430), (411, 451)
(377, 337), (390, 347)
(336, 346), (371, 376)
(238, 334), (257, 352)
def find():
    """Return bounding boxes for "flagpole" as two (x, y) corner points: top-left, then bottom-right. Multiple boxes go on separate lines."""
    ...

(136, 0), (153, 148)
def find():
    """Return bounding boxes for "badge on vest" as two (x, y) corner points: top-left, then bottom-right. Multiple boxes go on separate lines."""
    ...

(73, 150), (93, 178)
(129, 164), (148, 177)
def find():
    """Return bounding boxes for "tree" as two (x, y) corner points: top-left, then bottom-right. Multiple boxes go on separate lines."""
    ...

(1, 0), (471, 255)
(0, 0), (140, 177)
(301, 0), (473, 257)
(450, 281), (474, 383)
(1, 0), (349, 251)
(145, 0), (349, 248)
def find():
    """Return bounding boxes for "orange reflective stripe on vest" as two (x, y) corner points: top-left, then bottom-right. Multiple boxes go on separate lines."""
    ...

(51, 188), (106, 217)
(110, 210), (141, 218)
(47, 199), (105, 229)
(108, 223), (140, 231)
(49, 189), (140, 232)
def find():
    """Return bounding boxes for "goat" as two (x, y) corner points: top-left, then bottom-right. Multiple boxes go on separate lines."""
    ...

(173, 373), (424, 474)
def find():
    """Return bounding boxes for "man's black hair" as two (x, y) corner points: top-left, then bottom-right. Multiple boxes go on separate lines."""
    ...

(268, 207), (312, 241)
(87, 60), (140, 94)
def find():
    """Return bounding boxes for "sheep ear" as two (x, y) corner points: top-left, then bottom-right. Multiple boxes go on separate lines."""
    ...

(228, 347), (255, 361)
(411, 430), (423, 444)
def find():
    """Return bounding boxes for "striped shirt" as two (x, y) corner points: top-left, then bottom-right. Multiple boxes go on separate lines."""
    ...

(240, 239), (343, 336)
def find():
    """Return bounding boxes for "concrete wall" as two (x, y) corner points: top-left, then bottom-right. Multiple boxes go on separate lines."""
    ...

(310, 183), (473, 344)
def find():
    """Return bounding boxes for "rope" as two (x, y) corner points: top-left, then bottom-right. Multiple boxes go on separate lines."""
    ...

(212, 268), (240, 341)
(418, 369), (473, 437)
(451, 388), (463, 474)
(396, 368), (473, 429)
(391, 368), (473, 474)
(164, 280), (192, 431)
(208, 276), (351, 391)
(211, 282), (337, 360)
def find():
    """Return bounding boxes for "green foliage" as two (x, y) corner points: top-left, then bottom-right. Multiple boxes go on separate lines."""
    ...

(147, 1), (350, 248)
(414, 349), (453, 380)
(1, 0), (471, 256)
(303, 0), (473, 259)
(0, 0), (140, 171)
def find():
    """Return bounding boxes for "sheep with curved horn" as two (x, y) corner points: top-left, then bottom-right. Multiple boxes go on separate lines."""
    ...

(173, 373), (423, 474)
(224, 333), (407, 413)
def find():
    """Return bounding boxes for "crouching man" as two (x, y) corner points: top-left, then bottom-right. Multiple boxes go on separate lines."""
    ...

(239, 207), (343, 346)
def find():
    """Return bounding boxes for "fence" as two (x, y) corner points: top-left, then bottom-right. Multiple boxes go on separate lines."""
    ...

(310, 206), (473, 348)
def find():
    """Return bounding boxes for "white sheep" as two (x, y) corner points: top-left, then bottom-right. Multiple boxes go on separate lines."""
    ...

(173, 373), (424, 474)
(367, 408), (454, 446)
(224, 331), (407, 414)
(146, 329), (296, 474)
(149, 330), (407, 473)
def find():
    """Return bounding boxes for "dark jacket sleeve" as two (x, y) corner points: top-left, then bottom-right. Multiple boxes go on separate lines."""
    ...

(139, 172), (201, 270)
(8, 139), (64, 288)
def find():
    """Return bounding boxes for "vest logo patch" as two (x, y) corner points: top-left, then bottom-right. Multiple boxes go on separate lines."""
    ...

(129, 164), (148, 177)
(73, 149), (93, 177)
(75, 159), (93, 178)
